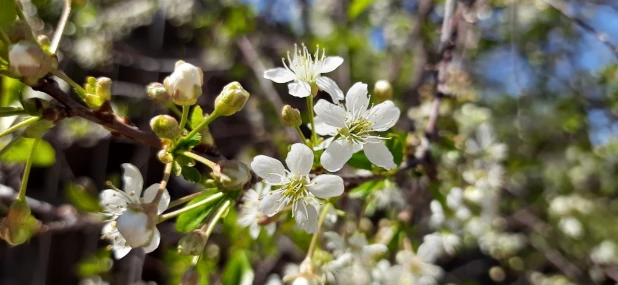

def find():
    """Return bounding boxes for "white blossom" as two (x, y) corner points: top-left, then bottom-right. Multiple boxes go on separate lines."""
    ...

(237, 182), (276, 239)
(164, 61), (204, 105)
(591, 240), (618, 265)
(387, 247), (444, 285)
(314, 82), (401, 171)
(251, 143), (344, 233)
(558, 217), (583, 238)
(99, 164), (170, 259)
(263, 44), (344, 102)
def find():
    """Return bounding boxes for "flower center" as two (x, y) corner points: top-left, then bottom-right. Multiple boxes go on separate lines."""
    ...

(282, 44), (326, 83)
(340, 117), (373, 144)
(281, 173), (310, 203)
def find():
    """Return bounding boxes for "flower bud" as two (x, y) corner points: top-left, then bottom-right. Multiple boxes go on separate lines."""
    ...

(0, 200), (33, 246)
(8, 40), (52, 84)
(178, 230), (208, 255)
(150, 115), (180, 139)
(373, 80), (393, 102)
(214, 82), (249, 116)
(96, 77), (112, 102)
(116, 208), (154, 247)
(157, 150), (174, 164)
(83, 77), (111, 111)
(164, 61), (204, 106)
(146, 82), (172, 105)
(212, 160), (251, 190)
(281, 105), (302, 127)
(181, 266), (201, 285)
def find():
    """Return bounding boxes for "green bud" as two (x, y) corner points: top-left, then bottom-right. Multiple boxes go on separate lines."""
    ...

(150, 115), (180, 139)
(157, 150), (174, 164)
(146, 82), (172, 105)
(0, 200), (33, 246)
(373, 80), (393, 102)
(212, 160), (251, 190)
(8, 40), (53, 85)
(22, 119), (54, 138)
(181, 266), (201, 285)
(178, 230), (208, 256)
(83, 77), (110, 111)
(281, 105), (302, 127)
(96, 77), (112, 102)
(214, 82), (249, 116)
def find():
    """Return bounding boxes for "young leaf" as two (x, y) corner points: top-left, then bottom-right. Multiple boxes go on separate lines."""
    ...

(190, 106), (204, 130)
(176, 193), (222, 233)
(347, 151), (373, 171)
(176, 133), (202, 150)
(222, 250), (254, 285)
(65, 182), (101, 212)
(182, 167), (202, 183)
(385, 132), (406, 167)
(349, 179), (384, 199)
(0, 137), (56, 167)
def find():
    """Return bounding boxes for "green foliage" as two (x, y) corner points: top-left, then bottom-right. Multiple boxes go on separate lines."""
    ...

(348, 0), (374, 19)
(347, 151), (373, 171)
(190, 106), (205, 129)
(65, 182), (101, 212)
(222, 250), (253, 285)
(0, 137), (55, 166)
(176, 192), (222, 233)
(1, 77), (25, 107)
(385, 131), (406, 167)
(176, 133), (202, 151)
(0, 0), (16, 29)
(349, 179), (384, 199)
(76, 249), (112, 279)
(182, 167), (202, 183)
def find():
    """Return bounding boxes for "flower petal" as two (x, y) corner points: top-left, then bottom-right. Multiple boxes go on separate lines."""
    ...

(313, 117), (338, 136)
(320, 56), (344, 73)
(321, 139), (354, 172)
(285, 143), (314, 176)
(308, 174), (344, 199)
(116, 209), (152, 247)
(259, 190), (284, 216)
(142, 183), (171, 214)
(314, 99), (346, 128)
(122, 163), (144, 199)
(264, 68), (296, 83)
(364, 142), (397, 170)
(367, 101), (400, 131)
(295, 202), (318, 234)
(99, 189), (128, 214)
(345, 82), (370, 114)
(143, 228), (161, 253)
(249, 223), (260, 239)
(251, 155), (286, 184)
(265, 223), (276, 236)
(288, 81), (311, 98)
(316, 76), (344, 102)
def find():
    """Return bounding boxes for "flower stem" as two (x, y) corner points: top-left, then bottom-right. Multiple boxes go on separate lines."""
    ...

(18, 138), (39, 202)
(0, 108), (28, 117)
(168, 104), (183, 118)
(201, 199), (231, 237)
(152, 161), (173, 206)
(306, 203), (331, 258)
(178, 105), (190, 133)
(294, 126), (308, 145)
(168, 190), (211, 209)
(158, 192), (224, 222)
(50, 0), (71, 54)
(0, 116), (39, 140)
(50, 68), (87, 98)
(180, 151), (216, 169)
(183, 111), (219, 143)
(307, 94), (317, 147)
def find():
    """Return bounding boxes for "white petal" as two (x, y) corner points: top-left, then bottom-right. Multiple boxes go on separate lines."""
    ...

(316, 76), (344, 102)
(364, 244), (388, 257)
(364, 142), (397, 170)
(99, 189), (128, 214)
(320, 56), (344, 73)
(314, 99), (346, 128)
(101, 222), (116, 236)
(288, 81), (311, 98)
(308, 174), (344, 199)
(112, 245), (132, 259)
(143, 228), (161, 253)
(251, 155), (286, 184)
(122, 163), (144, 199)
(321, 139), (354, 172)
(285, 143), (314, 176)
(367, 101), (400, 131)
(313, 117), (338, 136)
(249, 223), (260, 239)
(345, 82), (370, 114)
(264, 68), (296, 83)
(116, 209), (152, 247)
(295, 203), (318, 234)
(259, 190), (285, 216)
(142, 183), (171, 214)
(265, 223), (276, 236)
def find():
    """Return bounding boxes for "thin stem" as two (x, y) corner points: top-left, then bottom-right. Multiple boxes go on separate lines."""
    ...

(50, 0), (71, 54)
(0, 116), (39, 140)
(50, 69), (87, 98)
(307, 94), (317, 146)
(306, 203), (331, 258)
(0, 108), (29, 117)
(0, 30), (11, 45)
(294, 126), (308, 145)
(158, 192), (224, 222)
(178, 106), (190, 133)
(168, 104), (183, 118)
(18, 138), (39, 201)
(151, 161), (173, 205)
(168, 190), (210, 209)
(183, 111), (219, 143)
(180, 151), (216, 169)
(201, 199), (231, 237)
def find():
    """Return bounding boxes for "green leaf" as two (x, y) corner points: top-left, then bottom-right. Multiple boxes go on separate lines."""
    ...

(66, 182), (101, 212)
(76, 249), (112, 278)
(0, 0), (16, 29)
(385, 132), (406, 167)
(182, 167), (202, 183)
(222, 250), (254, 285)
(176, 155), (196, 167)
(176, 193), (222, 233)
(190, 106), (204, 129)
(0, 137), (55, 166)
(347, 151), (373, 171)
(176, 133), (202, 150)
(1, 76), (25, 107)
(349, 179), (384, 199)
(348, 0), (373, 19)
(172, 161), (182, 176)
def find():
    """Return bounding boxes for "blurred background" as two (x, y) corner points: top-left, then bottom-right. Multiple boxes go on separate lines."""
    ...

(1, 0), (618, 284)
